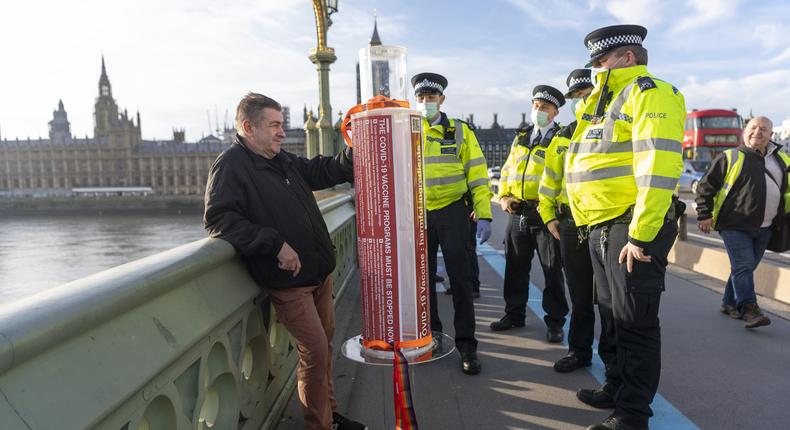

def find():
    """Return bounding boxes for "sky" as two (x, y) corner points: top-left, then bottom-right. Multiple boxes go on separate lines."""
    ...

(1, 0), (789, 142)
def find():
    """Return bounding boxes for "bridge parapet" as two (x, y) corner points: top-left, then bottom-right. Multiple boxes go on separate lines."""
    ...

(0, 191), (357, 430)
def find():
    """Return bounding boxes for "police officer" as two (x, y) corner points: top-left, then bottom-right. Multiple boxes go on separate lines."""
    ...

(538, 69), (604, 373)
(412, 72), (492, 375)
(491, 85), (569, 344)
(565, 25), (685, 430)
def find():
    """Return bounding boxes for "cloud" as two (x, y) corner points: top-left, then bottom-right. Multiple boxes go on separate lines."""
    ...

(672, 0), (739, 33)
(597, 0), (666, 27)
(769, 47), (790, 65)
(680, 69), (790, 123)
(505, 0), (590, 29)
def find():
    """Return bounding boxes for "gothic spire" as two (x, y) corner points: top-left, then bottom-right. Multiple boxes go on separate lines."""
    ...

(370, 13), (382, 46)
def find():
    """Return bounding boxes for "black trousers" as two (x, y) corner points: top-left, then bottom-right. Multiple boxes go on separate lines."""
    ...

(428, 199), (477, 353)
(558, 215), (596, 359)
(588, 219), (677, 420)
(503, 210), (568, 328)
(467, 217), (481, 293)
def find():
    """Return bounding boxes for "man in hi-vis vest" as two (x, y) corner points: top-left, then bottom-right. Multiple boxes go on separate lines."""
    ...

(412, 72), (492, 375)
(696, 116), (790, 329)
(565, 25), (685, 430)
(491, 85), (568, 345)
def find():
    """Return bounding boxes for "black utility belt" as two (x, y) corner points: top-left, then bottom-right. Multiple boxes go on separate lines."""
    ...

(589, 207), (634, 232)
(512, 199), (539, 214)
(588, 199), (682, 232)
(557, 204), (572, 218)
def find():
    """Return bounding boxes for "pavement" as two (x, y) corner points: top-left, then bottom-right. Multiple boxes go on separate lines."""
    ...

(277, 203), (790, 430)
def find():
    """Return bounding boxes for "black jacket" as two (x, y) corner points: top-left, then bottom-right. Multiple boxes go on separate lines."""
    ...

(696, 142), (788, 233)
(204, 136), (354, 289)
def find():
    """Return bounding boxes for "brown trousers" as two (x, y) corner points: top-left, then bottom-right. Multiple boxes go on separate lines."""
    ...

(268, 276), (337, 430)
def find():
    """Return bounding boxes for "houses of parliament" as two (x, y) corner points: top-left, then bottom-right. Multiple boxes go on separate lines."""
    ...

(0, 58), (306, 196)
(1, 49), (519, 197)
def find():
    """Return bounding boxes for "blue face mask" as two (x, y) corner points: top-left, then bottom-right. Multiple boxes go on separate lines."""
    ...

(417, 102), (439, 119)
(568, 99), (580, 114)
(531, 110), (550, 128)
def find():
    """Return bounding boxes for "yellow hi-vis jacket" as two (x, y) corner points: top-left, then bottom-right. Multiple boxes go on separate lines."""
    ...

(422, 113), (492, 219)
(565, 65), (686, 245)
(538, 122), (578, 224)
(711, 147), (790, 225)
(497, 123), (561, 202)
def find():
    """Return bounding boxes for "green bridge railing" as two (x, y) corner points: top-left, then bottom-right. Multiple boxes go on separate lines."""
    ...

(0, 191), (357, 430)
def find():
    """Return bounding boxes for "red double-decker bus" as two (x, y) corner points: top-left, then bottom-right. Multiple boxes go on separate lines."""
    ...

(683, 109), (743, 160)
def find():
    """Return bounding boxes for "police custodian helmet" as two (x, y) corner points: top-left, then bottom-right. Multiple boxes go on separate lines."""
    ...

(584, 24), (647, 66)
(411, 72), (448, 96)
(532, 85), (565, 109)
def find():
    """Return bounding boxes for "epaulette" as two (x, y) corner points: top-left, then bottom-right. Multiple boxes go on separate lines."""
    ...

(636, 76), (657, 92)
(558, 121), (577, 139)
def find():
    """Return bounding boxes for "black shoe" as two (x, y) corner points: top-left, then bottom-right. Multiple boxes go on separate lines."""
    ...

(490, 315), (525, 331)
(554, 353), (591, 373)
(435, 274), (445, 283)
(332, 412), (368, 430)
(577, 384), (617, 409)
(444, 286), (453, 295)
(461, 351), (481, 375)
(473, 290), (481, 299)
(586, 414), (647, 430)
(720, 303), (741, 319)
(546, 327), (564, 343)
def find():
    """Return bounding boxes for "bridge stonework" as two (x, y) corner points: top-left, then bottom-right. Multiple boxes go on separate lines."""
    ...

(0, 191), (357, 430)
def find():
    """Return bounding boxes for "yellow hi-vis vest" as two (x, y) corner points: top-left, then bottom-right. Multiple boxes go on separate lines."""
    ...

(565, 65), (686, 245)
(422, 114), (493, 219)
(712, 147), (790, 226)
(538, 122), (578, 224)
(498, 123), (561, 202)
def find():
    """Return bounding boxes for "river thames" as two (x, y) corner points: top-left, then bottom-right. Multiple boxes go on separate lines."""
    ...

(0, 213), (206, 303)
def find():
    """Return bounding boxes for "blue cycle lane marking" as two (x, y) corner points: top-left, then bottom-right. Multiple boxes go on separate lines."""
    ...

(476, 242), (699, 430)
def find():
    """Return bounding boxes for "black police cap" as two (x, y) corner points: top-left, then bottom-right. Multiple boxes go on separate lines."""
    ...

(564, 69), (593, 98)
(411, 72), (447, 96)
(584, 24), (647, 66)
(532, 85), (565, 108)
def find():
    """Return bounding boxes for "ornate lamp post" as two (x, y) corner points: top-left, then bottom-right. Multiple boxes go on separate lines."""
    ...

(309, 0), (338, 157)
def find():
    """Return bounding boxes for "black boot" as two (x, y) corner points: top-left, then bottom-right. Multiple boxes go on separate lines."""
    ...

(490, 315), (525, 331)
(554, 352), (592, 373)
(586, 413), (647, 430)
(577, 383), (618, 409)
(461, 351), (481, 375)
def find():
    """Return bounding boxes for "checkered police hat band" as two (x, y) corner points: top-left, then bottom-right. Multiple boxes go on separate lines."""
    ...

(415, 79), (444, 93)
(587, 34), (643, 55)
(569, 77), (592, 87)
(533, 91), (559, 107)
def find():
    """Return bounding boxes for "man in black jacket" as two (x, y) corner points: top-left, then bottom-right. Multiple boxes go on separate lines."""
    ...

(204, 93), (366, 430)
(696, 116), (790, 329)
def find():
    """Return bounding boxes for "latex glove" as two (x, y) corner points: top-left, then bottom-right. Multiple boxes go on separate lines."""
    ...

(476, 219), (492, 244)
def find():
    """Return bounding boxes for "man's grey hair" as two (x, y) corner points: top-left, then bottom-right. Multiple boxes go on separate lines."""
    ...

(235, 93), (282, 136)
(746, 116), (773, 129)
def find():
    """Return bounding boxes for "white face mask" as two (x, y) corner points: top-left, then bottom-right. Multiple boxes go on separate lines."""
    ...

(416, 102), (439, 119)
(531, 110), (550, 128)
(591, 54), (626, 88)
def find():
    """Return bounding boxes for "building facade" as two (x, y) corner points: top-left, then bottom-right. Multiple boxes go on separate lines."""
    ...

(0, 58), (305, 196)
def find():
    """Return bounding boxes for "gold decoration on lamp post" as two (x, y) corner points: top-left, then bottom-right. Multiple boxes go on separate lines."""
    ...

(309, 0), (338, 157)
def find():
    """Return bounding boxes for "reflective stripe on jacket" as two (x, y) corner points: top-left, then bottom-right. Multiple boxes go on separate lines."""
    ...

(423, 113), (492, 219)
(565, 65), (686, 245)
(498, 123), (561, 202)
(538, 122), (578, 224)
